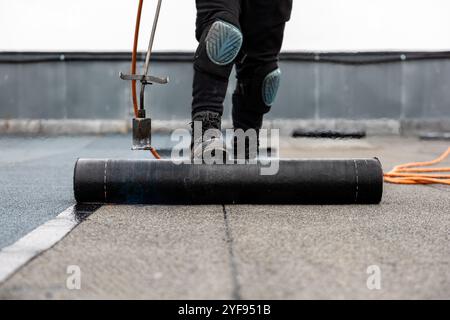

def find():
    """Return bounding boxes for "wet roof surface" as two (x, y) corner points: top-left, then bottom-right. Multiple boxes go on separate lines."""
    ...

(0, 135), (174, 249)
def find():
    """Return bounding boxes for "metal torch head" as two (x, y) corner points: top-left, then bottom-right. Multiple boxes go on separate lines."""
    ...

(132, 117), (152, 150)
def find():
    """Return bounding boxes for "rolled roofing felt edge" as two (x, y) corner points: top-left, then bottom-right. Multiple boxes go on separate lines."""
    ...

(74, 159), (383, 205)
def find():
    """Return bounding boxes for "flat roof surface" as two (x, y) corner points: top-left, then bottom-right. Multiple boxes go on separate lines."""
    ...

(0, 135), (449, 299)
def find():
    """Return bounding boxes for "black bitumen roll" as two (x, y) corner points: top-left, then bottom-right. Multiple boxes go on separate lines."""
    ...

(73, 159), (383, 205)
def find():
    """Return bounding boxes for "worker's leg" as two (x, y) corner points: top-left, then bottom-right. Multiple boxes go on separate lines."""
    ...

(233, 0), (292, 147)
(232, 0), (292, 159)
(192, 0), (242, 117)
(192, 0), (243, 161)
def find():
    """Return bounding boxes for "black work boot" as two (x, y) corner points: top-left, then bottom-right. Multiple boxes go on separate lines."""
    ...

(191, 111), (228, 163)
(232, 88), (263, 161)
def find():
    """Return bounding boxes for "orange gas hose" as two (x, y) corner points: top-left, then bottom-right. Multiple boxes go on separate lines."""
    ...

(150, 147), (162, 160)
(131, 0), (143, 119)
(384, 147), (450, 185)
(131, 0), (161, 160)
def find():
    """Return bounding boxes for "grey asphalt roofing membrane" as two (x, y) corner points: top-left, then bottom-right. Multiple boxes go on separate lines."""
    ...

(0, 135), (448, 299)
(0, 135), (175, 249)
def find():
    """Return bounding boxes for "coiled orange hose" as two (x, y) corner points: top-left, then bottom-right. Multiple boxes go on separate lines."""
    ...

(384, 147), (450, 185)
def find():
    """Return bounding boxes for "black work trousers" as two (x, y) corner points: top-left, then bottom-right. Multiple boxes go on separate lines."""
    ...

(192, 0), (293, 128)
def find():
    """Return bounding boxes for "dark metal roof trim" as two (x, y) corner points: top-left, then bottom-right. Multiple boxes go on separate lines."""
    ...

(1, 51), (450, 64)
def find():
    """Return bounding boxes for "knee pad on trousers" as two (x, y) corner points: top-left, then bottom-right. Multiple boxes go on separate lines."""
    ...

(234, 63), (282, 116)
(206, 20), (243, 65)
(194, 20), (243, 79)
(262, 68), (282, 107)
